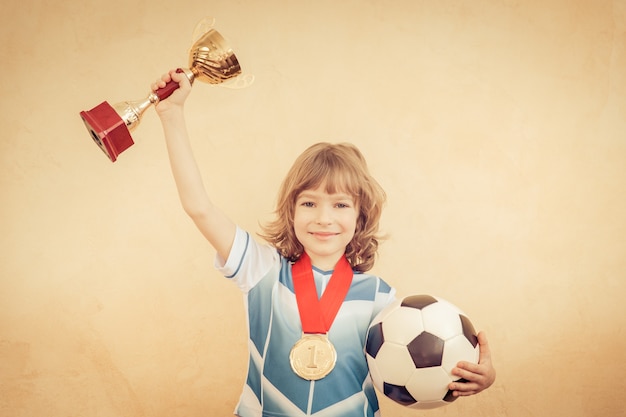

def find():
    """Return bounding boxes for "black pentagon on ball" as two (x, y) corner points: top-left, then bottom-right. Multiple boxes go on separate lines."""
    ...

(383, 382), (417, 406)
(460, 314), (479, 348)
(443, 378), (469, 403)
(442, 388), (459, 403)
(401, 294), (438, 310)
(407, 331), (445, 368)
(365, 322), (384, 358)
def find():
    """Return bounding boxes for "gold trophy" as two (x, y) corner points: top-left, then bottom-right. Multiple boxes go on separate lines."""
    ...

(80, 25), (242, 162)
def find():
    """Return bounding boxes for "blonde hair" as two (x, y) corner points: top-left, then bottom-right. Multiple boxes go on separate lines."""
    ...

(260, 142), (386, 272)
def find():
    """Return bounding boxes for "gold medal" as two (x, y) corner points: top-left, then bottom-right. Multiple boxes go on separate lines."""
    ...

(289, 254), (352, 381)
(289, 334), (337, 380)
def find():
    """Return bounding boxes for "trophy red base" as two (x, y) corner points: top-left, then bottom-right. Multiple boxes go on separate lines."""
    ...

(80, 102), (134, 162)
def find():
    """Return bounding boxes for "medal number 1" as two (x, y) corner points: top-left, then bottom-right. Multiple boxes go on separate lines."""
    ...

(307, 345), (319, 369)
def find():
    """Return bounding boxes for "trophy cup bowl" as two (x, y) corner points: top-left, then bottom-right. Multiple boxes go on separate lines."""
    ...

(79, 28), (242, 162)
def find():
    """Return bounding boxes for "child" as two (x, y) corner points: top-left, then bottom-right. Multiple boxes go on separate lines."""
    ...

(153, 70), (495, 417)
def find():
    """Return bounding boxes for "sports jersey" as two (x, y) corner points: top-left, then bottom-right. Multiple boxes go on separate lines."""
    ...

(215, 227), (396, 417)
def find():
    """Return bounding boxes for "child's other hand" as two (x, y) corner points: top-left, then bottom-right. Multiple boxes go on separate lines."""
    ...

(448, 331), (496, 397)
(152, 69), (192, 115)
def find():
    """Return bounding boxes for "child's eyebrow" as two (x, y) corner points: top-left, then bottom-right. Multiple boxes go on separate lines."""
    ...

(297, 190), (354, 200)
(296, 191), (318, 199)
(332, 193), (354, 201)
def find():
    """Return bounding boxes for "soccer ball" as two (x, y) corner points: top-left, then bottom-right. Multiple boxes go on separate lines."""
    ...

(365, 294), (479, 409)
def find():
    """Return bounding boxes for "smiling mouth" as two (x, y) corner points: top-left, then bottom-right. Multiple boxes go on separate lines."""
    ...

(310, 232), (338, 239)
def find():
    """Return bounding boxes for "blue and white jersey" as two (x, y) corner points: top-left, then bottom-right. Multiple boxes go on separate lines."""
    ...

(216, 227), (396, 417)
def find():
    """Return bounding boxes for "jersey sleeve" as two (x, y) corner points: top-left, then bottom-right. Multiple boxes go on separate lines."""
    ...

(214, 226), (279, 293)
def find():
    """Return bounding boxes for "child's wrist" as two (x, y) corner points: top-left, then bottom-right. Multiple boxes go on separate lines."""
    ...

(157, 105), (185, 120)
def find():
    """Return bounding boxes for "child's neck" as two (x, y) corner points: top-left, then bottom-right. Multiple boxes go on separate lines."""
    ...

(307, 253), (344, 272)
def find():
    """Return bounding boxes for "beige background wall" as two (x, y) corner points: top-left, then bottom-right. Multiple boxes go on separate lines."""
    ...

(1, 0), (625, 416)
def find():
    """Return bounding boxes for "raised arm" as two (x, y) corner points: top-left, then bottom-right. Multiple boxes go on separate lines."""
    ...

(153, 69), (236, 261)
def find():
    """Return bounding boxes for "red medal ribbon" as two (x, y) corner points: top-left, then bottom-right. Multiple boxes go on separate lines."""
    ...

(291, 252), (354, 334)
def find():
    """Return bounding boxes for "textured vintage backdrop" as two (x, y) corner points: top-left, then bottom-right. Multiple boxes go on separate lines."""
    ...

(1, 0), (625, 416)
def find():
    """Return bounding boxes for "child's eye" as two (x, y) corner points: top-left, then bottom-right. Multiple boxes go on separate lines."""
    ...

(335, 202), (351, 208)
(301, 201), (315, 207)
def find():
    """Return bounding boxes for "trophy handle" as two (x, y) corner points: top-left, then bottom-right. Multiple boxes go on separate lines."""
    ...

(153, 68), (194, 101)
(191, 17), (216, 44)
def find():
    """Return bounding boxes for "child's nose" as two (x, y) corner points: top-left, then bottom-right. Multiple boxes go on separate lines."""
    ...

(315, 205), (332, 224)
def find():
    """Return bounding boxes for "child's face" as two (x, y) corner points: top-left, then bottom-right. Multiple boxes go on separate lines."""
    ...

(293, 183), (358, 270)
